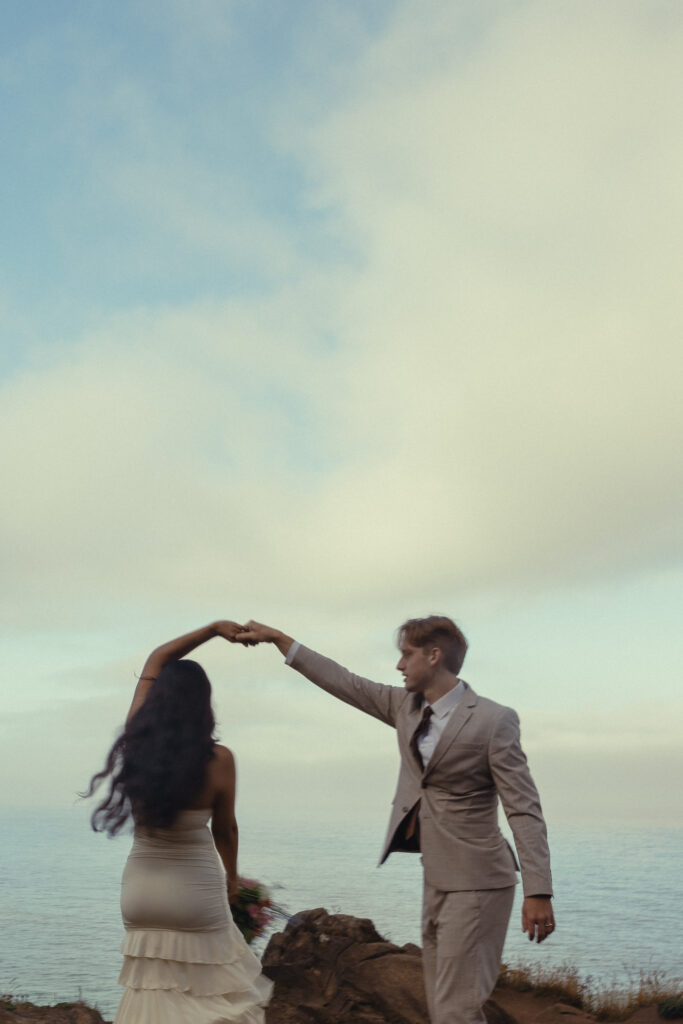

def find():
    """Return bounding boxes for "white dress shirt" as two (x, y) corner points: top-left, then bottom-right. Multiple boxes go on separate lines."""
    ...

(417, 682), (466, 767)
(285, 640), (301, 665)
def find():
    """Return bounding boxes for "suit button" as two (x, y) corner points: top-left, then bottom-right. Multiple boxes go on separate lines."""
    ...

(401, 806), (409, 813)
(421, 781), (427, 789)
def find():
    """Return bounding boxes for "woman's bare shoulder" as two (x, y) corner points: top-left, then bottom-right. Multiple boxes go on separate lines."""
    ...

(213, 743), (235, 763)
(207, 745), (236, 811)
(210, 744), (236, 780)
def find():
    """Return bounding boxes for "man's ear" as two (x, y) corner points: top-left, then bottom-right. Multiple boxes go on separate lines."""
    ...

(427, 646), (442, 666)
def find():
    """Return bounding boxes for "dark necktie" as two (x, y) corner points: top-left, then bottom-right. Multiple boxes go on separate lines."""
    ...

(403, 705), (434, 844)
(410, 704), (433, 770)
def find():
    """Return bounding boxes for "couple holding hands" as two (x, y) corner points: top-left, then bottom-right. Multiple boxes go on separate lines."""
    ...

(88, 615), (554, 1024)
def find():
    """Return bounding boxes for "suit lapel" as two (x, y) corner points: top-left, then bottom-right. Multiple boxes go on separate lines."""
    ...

(423, 683), (477, 778)
(400, 696), (427, 772)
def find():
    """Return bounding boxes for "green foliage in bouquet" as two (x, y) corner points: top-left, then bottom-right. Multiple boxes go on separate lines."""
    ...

(230, 877), (275, 945)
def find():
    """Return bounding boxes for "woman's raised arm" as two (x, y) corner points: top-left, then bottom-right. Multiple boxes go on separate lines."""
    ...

(127, 620), (246, 722)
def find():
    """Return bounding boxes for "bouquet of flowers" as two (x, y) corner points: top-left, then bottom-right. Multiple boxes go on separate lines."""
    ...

(230, 877), (287, 945)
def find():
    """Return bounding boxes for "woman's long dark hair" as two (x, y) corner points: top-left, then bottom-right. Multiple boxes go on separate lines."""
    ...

(84, 660), (218, 835)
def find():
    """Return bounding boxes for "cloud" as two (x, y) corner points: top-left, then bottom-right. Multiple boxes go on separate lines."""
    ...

(286, 0), (683, 585)
(2, 0), (682, 636)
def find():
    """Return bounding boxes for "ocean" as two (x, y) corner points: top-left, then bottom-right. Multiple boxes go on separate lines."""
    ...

(1, 808), (681, 1020)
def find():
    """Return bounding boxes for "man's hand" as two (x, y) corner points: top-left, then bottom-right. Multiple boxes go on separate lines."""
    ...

(522, 896), (555, 943)
(236, 620), (294, 656)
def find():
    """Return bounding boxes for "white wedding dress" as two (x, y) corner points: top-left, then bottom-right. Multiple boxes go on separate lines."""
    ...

(114, 808), (272, 1024)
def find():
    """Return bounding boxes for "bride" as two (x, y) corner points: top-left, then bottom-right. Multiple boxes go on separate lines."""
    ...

(84, 620), (272, 1024)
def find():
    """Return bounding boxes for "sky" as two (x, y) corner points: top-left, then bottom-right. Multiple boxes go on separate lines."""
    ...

(1, 0), (681, 833)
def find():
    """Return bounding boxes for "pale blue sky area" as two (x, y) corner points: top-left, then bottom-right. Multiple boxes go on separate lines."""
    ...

(2, 0), (394, 349)
(1, 0), (681, 826)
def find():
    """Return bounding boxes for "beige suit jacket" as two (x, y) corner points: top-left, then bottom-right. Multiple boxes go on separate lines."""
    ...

(290, 644), (553, 897)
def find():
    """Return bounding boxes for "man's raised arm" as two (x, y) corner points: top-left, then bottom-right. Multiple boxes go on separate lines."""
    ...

(236, 620), (405, 728)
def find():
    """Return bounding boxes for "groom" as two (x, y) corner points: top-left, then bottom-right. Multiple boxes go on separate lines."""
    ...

(237, 615), (555, 1024)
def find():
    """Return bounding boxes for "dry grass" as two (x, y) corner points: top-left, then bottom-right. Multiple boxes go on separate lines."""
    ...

(498, 963), (682, 1021)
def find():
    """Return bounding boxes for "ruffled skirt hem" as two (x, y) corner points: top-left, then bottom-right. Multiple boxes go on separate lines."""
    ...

(114, 924), (272, 1024)
(114, 982), (272, 1024)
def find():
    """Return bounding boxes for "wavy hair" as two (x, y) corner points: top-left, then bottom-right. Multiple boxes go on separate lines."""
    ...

(84, 660), (218, 835)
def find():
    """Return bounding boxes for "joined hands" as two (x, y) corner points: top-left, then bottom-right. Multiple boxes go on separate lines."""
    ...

(212, 621), (256, 644)
(223, 620), (295, 657)
(212, 621), (262, 645)
(212, 619), (290, 651)
(235, 621), (280, 645)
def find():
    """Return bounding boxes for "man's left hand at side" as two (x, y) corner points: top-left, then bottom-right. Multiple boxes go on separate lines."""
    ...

(522, 896), (555, 943)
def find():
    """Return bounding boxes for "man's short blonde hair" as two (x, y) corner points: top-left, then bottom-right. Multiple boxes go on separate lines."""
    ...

(397, 615), (468, 674)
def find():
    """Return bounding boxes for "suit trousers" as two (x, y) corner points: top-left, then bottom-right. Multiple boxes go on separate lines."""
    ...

(421, 880), (516, 1024)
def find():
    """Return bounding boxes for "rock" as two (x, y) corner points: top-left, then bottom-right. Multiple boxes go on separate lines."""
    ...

(262, 907), (518, 1024)
(0, 1001), (106, 1024)
(532, 1004), (595, 1024)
